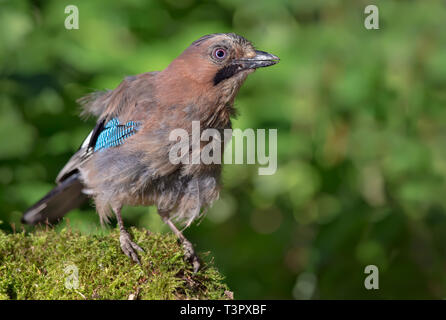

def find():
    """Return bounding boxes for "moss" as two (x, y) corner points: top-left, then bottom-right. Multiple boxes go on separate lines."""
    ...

(0, 227), (232, 300)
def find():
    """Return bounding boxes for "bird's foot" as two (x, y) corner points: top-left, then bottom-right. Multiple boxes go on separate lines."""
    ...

(182, 239), (201, 273)
(119, 229), (144, 265)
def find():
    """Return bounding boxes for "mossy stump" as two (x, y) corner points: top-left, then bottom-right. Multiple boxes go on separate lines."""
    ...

(0, 228), (231, 300)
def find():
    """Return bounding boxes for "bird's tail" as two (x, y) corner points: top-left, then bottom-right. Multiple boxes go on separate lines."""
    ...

(21, 172), (88, 225)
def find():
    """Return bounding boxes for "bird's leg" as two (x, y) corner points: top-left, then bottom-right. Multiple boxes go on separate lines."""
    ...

(160, 215), (201, 273)
(113, 206), (144, 264)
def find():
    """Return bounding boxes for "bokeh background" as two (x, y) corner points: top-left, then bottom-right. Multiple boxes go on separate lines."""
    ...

(2, 0), (446, 299)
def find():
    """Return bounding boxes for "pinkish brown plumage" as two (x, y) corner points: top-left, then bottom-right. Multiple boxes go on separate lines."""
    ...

(22, 33), (279, 271)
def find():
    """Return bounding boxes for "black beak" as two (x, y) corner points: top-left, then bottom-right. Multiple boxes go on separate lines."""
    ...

(235, 50), (280, 70)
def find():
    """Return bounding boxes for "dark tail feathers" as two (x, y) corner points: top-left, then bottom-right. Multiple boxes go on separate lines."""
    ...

(22, 173), (88, 225)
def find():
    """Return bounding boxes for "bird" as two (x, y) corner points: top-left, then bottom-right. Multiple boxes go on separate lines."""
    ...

(22, 33), (279, 271)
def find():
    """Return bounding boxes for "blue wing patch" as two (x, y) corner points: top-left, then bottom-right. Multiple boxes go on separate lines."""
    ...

(94, 118), (140, 151)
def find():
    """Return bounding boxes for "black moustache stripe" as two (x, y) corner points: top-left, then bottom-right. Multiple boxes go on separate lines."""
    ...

(213, 64), (241, 85)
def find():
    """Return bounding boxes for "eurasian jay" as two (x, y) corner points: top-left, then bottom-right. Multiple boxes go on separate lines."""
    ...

(22, 33), (279, 271)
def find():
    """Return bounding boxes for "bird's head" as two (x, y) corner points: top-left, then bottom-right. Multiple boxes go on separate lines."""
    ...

(189, 33), (279, 86)
(160, 33), (279, 101)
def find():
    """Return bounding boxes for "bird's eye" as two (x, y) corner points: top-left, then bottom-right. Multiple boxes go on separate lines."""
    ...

(213, 48), (227, 60)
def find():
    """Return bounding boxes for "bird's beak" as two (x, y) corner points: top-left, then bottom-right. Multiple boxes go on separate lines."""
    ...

(235, 50), (280, 70)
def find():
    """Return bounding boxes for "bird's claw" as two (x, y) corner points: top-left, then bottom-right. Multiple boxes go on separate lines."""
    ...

(182, 240), (201, 273)
(119, 230), (144, 265)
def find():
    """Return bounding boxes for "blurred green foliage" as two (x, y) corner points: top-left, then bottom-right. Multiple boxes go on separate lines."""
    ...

(1, 0), (446, 299)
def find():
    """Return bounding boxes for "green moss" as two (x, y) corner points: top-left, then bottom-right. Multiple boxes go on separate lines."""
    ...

(0, 228), (232, 300)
